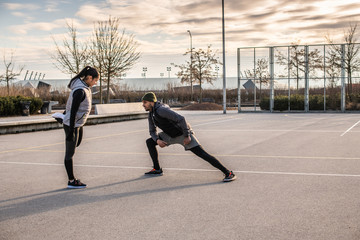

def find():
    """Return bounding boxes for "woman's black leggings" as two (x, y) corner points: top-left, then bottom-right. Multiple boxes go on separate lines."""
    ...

(63, 125), (83, 180)
(146, 138), (229, 174)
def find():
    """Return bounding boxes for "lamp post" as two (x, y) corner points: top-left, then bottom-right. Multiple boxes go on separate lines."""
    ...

(167, 67), (171, 79)
(142, 67), (147, 78)
(222, 0), (226, 114)
(187, 30), (193, 101)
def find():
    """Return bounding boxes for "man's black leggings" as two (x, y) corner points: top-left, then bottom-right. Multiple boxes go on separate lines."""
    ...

(63, 125), (83, 180)
(146, 138), (229, 174)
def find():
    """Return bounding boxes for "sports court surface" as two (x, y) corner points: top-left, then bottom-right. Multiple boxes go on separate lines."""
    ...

(1, 111), (360, 240)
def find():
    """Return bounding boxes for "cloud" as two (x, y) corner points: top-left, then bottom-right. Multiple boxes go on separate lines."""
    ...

(284, 6), (316, 14)
(69, 0), (360, 53)
(45, 0), (60, 12)
(2, 3), (40, 10)
(8, 19), (69, 35)
(2, 0), (360, 78)
(11, 11), (26, 17)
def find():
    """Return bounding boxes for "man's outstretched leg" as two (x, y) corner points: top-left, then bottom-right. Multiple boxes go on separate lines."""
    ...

(145, 138), (163, 175)
(190, 145), (236, 182)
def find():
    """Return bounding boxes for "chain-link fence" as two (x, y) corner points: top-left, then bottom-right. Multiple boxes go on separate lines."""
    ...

(237, 44), (360, 112)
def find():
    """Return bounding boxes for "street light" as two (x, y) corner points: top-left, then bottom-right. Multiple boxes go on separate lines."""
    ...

(167, 67), (171, 79)
(187, 30), (193, 101)
(222, 0), (226, 114)
(142, 67), (147, 78)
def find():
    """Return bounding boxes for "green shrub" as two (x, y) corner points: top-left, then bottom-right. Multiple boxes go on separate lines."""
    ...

(290, 95), (304, 110)
(309, 95), (324, 110)
(0, 96), (43, 116)
(259, 97), (270, 110)
(274, 95), (289, 111)
(259, 94), (330, 111)
(29, 97), (43, 114)
(0, 97), (16, 115)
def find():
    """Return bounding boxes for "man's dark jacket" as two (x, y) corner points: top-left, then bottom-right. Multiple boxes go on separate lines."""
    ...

(148, 102), (191, 141)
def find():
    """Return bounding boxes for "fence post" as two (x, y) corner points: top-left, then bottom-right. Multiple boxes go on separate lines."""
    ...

(269, 47), (274, 112)
(341, 44), (346, 112)
(304, 45), (309, 112)
(253, 48), (256, 111)
(288, 47), (291, 112)
(323, 45), (326, 111)
(237, 48), (241, 113)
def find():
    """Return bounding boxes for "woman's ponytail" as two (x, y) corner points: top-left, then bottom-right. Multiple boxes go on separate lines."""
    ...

(68, 66), (99, 88)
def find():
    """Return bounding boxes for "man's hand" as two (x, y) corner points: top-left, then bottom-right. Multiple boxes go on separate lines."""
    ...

(156, 139), (168, 148)
(183, 136), (191, 145)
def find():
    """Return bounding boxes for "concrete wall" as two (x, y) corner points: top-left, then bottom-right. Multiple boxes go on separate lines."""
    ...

(95, 103), (145, 115)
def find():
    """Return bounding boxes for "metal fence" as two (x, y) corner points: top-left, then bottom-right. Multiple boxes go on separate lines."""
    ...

(237, 43), (360, 112)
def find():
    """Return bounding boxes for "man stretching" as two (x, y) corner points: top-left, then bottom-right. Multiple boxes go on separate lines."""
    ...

(142, 92), (236, 182)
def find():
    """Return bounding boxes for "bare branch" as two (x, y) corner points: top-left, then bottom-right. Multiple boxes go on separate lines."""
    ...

(50, 20), (89, 77)
(91, 16), (141, 103)
(1, 50), (25, 95)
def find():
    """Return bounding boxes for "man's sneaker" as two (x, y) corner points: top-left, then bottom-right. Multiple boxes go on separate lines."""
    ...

(67, 179), (87, 189)
(145, 168), (163, 176)
(223, 171), (237, 182)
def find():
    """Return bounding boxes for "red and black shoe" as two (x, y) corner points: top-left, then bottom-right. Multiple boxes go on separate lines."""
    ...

(67, 179), (87, 189)
(223, 171), (237, 182)
(145, 168), (163, 176)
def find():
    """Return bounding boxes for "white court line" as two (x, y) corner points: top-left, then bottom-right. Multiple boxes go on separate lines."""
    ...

(13, 149), (360, 161)
(199, 129), (353, 133)
(1, 161), (360, 178)
(192, 117), (238, 127)
(341, 120), (360, 136)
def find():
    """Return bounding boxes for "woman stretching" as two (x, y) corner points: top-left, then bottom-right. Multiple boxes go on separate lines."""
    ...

(63, 66), (99, 189)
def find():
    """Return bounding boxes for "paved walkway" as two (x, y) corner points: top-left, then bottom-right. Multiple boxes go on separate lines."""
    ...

(1, 112), (360, 240)
(0, 112), (61, 123)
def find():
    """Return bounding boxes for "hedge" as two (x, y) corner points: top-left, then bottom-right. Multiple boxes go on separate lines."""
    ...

(259, 94), (340, 111)
(0, 96), (43, 116)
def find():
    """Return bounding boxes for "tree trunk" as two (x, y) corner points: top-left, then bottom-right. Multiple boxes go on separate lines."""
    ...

(6, 79), (10, 96)
(99, 76), (103, 104)
(106, 75), (110, 104)
(99, 64), (103, 104)
(190, 79), (193, 102)
(296, 67), (299, 92)
(199, 71), (202, 103)
(348, 69), (352, 101)
(259, 79), (262, 100)
(199, 79), (202, 103)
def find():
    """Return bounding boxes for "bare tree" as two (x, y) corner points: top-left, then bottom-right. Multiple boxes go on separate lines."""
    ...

(326, 23), (360, 98)
(276, 41), (323, 91)
(175, 45), (220, 102)
(51, 21), (90, 76)
(92, 16), (141, 103)
(325, 51), (341, 89)
(90, 31), (106, 104)
(0, 50), (25, 95)
(244, 58), (270, 99)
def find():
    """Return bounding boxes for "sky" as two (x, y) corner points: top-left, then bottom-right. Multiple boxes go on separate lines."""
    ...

(0, 0), (359, 80)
